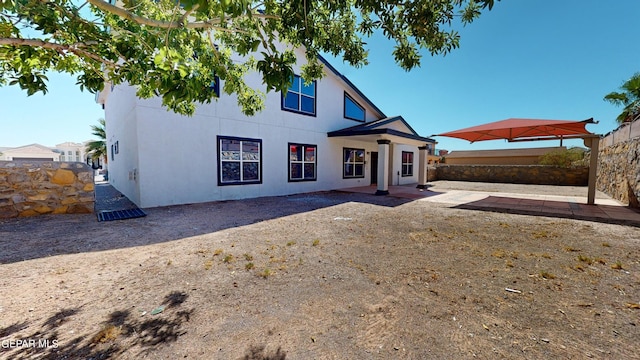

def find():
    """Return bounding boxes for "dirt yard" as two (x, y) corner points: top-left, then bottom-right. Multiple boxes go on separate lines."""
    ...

(0, 188), (639, 359)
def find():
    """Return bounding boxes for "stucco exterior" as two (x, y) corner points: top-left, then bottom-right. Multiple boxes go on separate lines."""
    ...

(99, 49), (434, 208)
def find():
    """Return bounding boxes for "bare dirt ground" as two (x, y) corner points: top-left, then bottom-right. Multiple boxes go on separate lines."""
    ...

(1, 185), (639, 359)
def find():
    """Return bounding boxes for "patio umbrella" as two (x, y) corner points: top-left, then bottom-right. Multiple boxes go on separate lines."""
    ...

(435, 117), (600, 205)
(435, 118), (596, 143)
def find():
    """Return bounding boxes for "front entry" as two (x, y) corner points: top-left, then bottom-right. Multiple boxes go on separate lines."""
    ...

(370, 151), (378, 185)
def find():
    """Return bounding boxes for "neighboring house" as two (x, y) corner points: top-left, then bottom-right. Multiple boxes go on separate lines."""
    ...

(0, 144), (61, 161)
(0, 142), (90, 162)
(55, 142), (88, 163)
(97, 49), (436, 208)
(444, 146), (566, 165)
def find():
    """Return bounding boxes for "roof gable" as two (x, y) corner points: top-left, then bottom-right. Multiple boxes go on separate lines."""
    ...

(3, 144), (56, 154)
(318, 55), (386, 119)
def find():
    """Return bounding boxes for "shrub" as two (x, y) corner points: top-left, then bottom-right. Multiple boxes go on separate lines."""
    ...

(538, 148), (586, 167)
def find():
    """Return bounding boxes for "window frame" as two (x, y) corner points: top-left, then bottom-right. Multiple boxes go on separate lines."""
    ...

(343, 147), (365, 179)
(344, 92), (366, 122)
(209, 75), (220, 97)
(281, 74), (317, 116)
(401, 151), (414, 177)
(217, 136), (263, 186)
(288, 143), (317, 182)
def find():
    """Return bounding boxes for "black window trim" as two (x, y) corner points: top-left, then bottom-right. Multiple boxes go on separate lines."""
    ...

(401, 151), (414, 177)
(344, 92), (366, 122)
(343, 147), (366, 179)
(288, 143), (318, 182)
(217, 135), (263, 186)
(281, 74), (317, 117)
(209, 75), (220, 97)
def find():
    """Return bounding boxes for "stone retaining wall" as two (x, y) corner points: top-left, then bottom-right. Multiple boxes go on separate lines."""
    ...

(597, 139), (640, 207)
(436, 165), (589, 186)
(0, 161), (94, 218)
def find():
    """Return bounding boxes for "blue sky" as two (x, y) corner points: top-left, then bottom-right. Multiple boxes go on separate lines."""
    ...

(1, 0), (639, 151)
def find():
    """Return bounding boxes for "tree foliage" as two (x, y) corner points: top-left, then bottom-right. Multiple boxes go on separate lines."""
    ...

(537, 147), (586, 168)
(604, 73), (640, 124)
(1, 0), (499, 116)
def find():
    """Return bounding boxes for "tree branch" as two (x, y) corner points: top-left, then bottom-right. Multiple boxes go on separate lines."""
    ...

(0, 37), (117, 68)
(86, 0), (277, 29)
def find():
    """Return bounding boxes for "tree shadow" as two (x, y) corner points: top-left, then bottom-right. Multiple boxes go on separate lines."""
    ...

(2, 291), (193, 359)
(0, 321), (30, 338)
(242, 345), (287, 360)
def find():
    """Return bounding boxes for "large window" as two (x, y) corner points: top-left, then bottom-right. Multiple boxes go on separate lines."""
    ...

(218, 136), (262, 185)
(402, 151), (414, 177)
(343, 148), (365, 178)
(344, 93), (365, 122)
(282, 75), (316, 116)
(289, 143), (317, 182)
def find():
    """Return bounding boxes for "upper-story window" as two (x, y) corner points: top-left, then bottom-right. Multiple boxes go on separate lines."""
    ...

(282, 75), (316, 116)
(210, 76), (220, 97)
(344, 93), (365, 122)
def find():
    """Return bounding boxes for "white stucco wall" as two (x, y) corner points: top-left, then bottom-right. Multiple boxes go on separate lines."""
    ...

(104, 84), (141, 205)
(100, 48), (424, 208)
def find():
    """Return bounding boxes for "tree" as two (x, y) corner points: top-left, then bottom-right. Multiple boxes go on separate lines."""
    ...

(604, 73), (640, 124)
(85, 117), (106, 162)
(537, 147), (586, 168)
(1, 0), (499, 116)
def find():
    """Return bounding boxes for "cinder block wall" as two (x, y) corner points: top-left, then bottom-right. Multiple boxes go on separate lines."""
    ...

(0, 161), (94, 218)
(436, 165), (589, 186)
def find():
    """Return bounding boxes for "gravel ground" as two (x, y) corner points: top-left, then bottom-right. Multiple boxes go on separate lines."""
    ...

(1, 186), (638, 359)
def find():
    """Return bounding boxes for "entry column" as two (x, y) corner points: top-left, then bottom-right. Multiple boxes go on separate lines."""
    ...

(376, 139), (390, 195)
(417, 145), (428, 189)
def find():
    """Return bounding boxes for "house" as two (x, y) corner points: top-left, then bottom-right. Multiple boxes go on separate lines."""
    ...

(55, 142), (88, 163)
(0, 144), (61, 161)
(444, 146), (566, 165)
(0, 142), (89, 162)
(97, 49), (436, 208)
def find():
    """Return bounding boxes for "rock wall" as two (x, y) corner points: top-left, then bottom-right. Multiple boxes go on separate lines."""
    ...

(436, 165), (589, 186)
(597, 139), (640, 207)
(0, 161), (94, 218)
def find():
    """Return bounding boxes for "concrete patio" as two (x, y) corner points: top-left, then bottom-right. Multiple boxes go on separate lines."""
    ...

(337, 181), (640, 227)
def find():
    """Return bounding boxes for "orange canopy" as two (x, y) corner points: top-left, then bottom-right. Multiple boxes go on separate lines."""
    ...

(436, 118), (596, 143)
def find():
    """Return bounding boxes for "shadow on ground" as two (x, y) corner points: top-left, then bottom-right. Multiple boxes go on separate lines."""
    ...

(0, 291), (193, 359)
(0, 191), (413, 264)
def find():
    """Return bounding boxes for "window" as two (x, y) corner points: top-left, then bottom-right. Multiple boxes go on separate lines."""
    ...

(282, 75), (316, 115)
(218, 136), (262, 185)
(344, 93), (365, 122)
(209, 75), (220, 97)
(289, 143), (317, 182)
(402, 151), (414, 177)
(343, 148), (365, 178)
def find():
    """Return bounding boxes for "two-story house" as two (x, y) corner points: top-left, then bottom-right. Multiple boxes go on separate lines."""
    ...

(97, 49), (435, 208)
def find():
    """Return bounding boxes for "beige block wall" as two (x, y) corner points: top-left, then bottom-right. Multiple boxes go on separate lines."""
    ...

(0, 161), (94, 218)
(436, 165), (589, 186)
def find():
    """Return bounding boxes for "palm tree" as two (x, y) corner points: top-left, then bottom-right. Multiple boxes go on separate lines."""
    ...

(85, 118), (107, 162)
(604, 73), (640, 124)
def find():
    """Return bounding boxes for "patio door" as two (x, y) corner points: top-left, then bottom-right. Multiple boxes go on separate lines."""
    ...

(370, 152), (378, 185)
